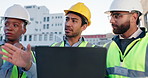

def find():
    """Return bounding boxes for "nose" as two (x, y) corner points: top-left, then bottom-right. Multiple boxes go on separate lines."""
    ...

(110, 17), (116, 24)
(65, 20), (72, 27)
(5, 24), (14, 31)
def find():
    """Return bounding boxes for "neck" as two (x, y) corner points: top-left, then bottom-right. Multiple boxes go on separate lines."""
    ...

(67, 36), (81, 46)
(121, 26), (138, 38)
(5, 39), (19, 45)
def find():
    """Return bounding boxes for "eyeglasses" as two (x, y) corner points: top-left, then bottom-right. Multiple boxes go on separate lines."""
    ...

(108, 13), (132, 20)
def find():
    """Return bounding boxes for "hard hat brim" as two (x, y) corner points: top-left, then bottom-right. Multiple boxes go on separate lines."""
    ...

(104, 10), (131, 14)
(1, 16), (31, 25)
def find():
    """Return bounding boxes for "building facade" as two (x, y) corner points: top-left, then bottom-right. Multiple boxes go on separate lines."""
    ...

(0, 5), (114, 47)
(83, 33), (113, 46)
(141, 0), (148, 29)
(0, 5), (65, 47)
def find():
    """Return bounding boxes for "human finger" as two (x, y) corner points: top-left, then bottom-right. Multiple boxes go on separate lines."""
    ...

(0, 51), (12, 58)
(4, 43), (20, 52)
(1, 45), (16, 55)
(27, 44), (31, 53)
(1, 56), (13, 63)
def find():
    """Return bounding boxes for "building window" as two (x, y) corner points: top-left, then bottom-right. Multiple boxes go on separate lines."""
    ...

(35, 21), (38, 24)
(47, 17), (49, 22)
(59, 32), (62, 34)
(29, 35), (32, 41)
(43, 24), (46, 29)
(49, 33), (53, 41)
(47, 24), (49, 29)
(30, 18), (34, 21)
(0, 36), (3, 41)
(44, 34), (47, 41)
(43, 17), (46, 22)
(60, 23), (62, 26)
(39, 35), (42, 41)
(24, 35), (27, 41)
(25, 6), (32, 8)
(34, 35), (37, 41)
(20, 36), (22, 41)
(55, 32), (57, 34)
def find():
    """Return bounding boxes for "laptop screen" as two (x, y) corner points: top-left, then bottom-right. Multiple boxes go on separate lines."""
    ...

(35, 46), (107, 78)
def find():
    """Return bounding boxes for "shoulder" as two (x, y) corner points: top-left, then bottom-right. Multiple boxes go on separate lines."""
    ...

(50, 41), (64, 47)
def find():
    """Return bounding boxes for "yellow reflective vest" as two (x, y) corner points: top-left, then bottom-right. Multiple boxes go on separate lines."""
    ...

(104, 32), (148, 78)
(51, 41), (96, 47)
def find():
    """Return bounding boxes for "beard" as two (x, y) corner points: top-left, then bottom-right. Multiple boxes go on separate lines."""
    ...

(65, 32), (80, 38)
(112, 21), (130, 34)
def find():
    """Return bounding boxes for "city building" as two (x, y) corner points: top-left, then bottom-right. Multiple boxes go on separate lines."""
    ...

(141, 0), (148, 29)
(0, 5), (65, 47)
(83, 34), (112, 46)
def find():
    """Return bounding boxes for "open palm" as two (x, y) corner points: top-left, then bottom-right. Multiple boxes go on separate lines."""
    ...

(0, 43), (32, 69)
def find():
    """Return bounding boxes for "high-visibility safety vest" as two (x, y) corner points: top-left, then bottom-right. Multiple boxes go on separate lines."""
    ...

(1, 49), (36, 78)
(104, 32), (148, 78)
(51, 41), (96, 47)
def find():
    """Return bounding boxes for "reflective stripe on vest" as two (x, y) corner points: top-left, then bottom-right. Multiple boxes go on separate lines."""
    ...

(2, 49), (36, 78)
(51, 41), (95, 47)
(104, 33), (148, 77)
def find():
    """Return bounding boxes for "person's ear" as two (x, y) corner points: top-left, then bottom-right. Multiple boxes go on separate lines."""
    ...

(22, 27), (26, 34)
(81, 24), (87, 31)
(130, 13), (138, 23)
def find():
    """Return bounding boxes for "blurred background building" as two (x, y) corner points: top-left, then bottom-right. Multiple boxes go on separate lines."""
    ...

(0, 1), (147, 47)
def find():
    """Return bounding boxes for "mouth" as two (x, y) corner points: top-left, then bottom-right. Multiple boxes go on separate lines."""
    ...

(65, 28), (72, 33)
(5, 33), (13, 36)
(112, 24), (118, 29)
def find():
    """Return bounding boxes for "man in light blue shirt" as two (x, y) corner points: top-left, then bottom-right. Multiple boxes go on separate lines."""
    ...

(52, 2), (97, 47)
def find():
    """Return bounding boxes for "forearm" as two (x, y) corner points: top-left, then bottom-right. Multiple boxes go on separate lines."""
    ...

(23, 62), (37, 78)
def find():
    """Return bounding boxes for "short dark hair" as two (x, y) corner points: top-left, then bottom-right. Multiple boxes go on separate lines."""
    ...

(66, 11), (88, 26)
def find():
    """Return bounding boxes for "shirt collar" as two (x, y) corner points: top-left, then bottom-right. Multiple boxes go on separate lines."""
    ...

(119, 27), (142, 39)
(63, 36), (85, 47)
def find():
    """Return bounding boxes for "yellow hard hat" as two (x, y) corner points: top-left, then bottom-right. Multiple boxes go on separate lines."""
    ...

(64, 2), (91, 26)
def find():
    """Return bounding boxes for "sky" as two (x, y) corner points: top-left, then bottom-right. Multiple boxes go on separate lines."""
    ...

(0, 0), (114, 35)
